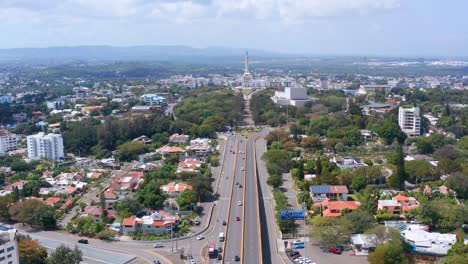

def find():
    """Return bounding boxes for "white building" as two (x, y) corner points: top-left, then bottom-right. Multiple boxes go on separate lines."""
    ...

(398, 107), (421, 137)
(271, 86), (313, 107)
(140, 94), (167, 106)
(27, 132), (64, 160)
(401, 229), (456, 256)
(0, 229), (19, 264)
(0, 130), (18, 155)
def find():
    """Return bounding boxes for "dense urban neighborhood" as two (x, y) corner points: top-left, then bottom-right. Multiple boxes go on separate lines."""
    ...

(0, 51), (467, 264)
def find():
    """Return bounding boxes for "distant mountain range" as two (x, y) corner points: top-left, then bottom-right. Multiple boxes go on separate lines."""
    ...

(0, 45), (293, 63)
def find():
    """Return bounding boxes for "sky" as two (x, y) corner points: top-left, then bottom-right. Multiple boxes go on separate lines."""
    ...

(0, 0), (467, 57)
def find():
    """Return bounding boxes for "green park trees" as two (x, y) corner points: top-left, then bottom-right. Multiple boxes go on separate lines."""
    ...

(387, 144), (407, 190)
(47, 245), (82, 264)
(18, 235), (48, 264)
(117, 141), (146, 162)
(176, 190), (197, 210)
(312, 217), (353, 246)
(8, 199), (56, 228)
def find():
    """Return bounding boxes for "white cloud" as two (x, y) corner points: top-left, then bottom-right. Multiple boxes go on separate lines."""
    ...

(151, 1), (207, 23)
(214, 0), (402, 22)
(0, 0), (403, 25)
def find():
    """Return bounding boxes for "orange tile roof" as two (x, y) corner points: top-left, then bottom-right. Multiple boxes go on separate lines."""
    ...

(402, 204), (419, 212)
(122, 217), (136, 226)
(60, 200), (73, 210)
(393, 194), (409, 202)
(322, 209), (343, 217)
(326, 201), (360, 210)
(5, 180), (28, 191)
(84, 205), (102, 216)
(45, 197), (61, 205)
(65, 186), (77, 194)
(153, 220), (165, 227)
(157, 145), (184, 153)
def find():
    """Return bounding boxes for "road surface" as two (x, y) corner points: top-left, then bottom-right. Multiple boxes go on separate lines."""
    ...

(224, 135), (247, 263)
(241, 132), (264, 264)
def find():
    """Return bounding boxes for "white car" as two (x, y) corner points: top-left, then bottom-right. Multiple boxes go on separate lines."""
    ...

(153, 242), (163, 248)
(238, 201), (242, 206)
(189, 260), (196, 264)
(196, 235), (204, 240)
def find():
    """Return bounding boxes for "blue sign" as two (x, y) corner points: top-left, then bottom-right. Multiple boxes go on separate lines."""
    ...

(293, 244), (305, 249)
(280, 210), (305, 220)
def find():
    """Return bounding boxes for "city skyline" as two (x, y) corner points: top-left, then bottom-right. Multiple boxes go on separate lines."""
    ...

(0, 0), (467, 57)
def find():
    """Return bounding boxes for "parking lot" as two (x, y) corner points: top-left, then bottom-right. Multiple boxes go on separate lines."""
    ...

(283, 237), (369, 264)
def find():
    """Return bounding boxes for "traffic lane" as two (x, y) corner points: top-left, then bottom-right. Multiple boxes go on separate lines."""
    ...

(243, 137), (261, 264)
(224, 138), (245, 263)
(187, 137), (237, 263)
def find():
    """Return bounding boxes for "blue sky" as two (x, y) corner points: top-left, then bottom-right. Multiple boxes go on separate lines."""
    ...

(0, 0), (467, 56)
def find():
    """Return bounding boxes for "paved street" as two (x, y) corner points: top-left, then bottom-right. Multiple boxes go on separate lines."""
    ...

(223, 135), (246, 263)
(241, 133), (263, 264)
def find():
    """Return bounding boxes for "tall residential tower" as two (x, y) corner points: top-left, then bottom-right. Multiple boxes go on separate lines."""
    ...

(27, 132), (64, 160)
(398, 106), (421, 137)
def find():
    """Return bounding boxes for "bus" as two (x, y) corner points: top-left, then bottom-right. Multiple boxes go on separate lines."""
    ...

(219, 232), (225, 242)
(208, 243), (217, 258)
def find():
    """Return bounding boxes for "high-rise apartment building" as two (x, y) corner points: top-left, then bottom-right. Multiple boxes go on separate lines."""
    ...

(398, 106), (421, 137)
(0, 229), (19, 264)
(27, 132), (64, 160)
(0, 130), (18, 155)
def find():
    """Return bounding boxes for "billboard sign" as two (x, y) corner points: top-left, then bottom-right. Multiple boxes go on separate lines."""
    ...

(280, 210), (305, 220)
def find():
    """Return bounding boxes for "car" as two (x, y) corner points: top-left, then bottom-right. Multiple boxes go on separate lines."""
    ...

(218, 247), (223, 253)
(239, 184), (242, 188)
(237, 201), (242, 206)
(235, 181), (239, 185)
(196, 235), (204, 240)
(189, 260), (196, 264)
(291, 254), (301, 260)
(236, 216), (240, 221)
(225, 176), (228, 179)
(289, 251), (300, 257)
(328, 247), (342, 254)
(194, 220), (200, 225)
(153, 242), (163, 248)
(234, 256), (240, 261)
(335, 244), (344, 251)
(77, 239), (88, 244)
(153, 261), (161, 264)
(217, 254), (222, 260)
(222, 220), (227, 226)
(241, 167), (244, 171)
